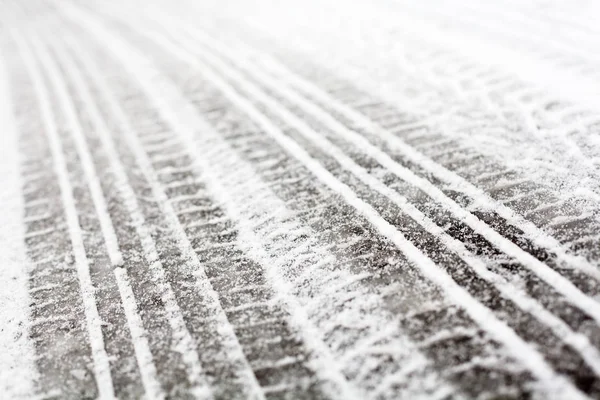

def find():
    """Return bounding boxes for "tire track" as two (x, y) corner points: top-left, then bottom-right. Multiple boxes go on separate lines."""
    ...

(235, 23), (600, 268)
(192, 0), (600, 242)
(58, 19), (357, 400)
(54, 13), (291, 399)
(263, 60), (600, 281)
(29, 33), (149, 399)
(227, 61), (600, 339)
(112, 75), (331, 400)
(147, 0), (600, 288)
(4, 0), (600, 398)
(171, 19), (600, 376)
(54, 32), (213, 399)
(138, 20), (600, 395)
(199, 28), (600, 278)
(59, 4), (506, 398)
(67, 9), (482, 400)
(78, 6), (592, 398)
(14, 29), (114, 399)
(56, 33), (255, 400)
(42, 35), (173, 400)
(163, 23), (600, 352)
(176, 84), (525, 398)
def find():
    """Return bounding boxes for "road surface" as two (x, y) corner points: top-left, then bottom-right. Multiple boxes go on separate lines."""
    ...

(1, 0), (600, 398)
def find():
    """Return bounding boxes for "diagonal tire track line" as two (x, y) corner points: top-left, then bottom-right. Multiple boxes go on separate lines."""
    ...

(156, 18), (600, 379)
(65, 19), (458, 399)
(60, 7), (569, 397)
(154, 17), (600, 314)
(116, 64), (364, 400)
(200, 54), (600, 315)
(6, 44), (93, 400)
(29, 32), (148, 398)
(32, 30), (123, 268)
(203, 10), (600, 282)
(60, 25), (323, 400)
(56, 31), (217, 400)
(33, 33), (167, 400)
(89, 29), (439, 397)
(54, 11), (267, 400)
(58, 7), (488, 395)
(157, 2), (600, 316)
(135, 5), (600, 355)
(12, 28), (116, 400)
(58, 4), (590, 399)
(2, 5), (97, 398)
(137, 16), (600, 391)
(5, 0), (600, 398)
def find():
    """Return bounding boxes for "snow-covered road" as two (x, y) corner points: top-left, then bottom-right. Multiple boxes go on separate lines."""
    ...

(2, 0), (600, 398)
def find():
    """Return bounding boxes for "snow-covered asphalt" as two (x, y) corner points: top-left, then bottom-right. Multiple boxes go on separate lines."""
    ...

(2, 0), (600, 398)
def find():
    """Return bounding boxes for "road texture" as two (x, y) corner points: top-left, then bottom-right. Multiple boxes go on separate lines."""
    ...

(1, 0), (600, 399)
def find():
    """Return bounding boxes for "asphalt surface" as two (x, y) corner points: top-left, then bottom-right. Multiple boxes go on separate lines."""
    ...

(1, 0), (600, 399)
